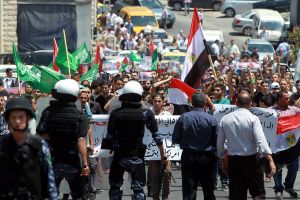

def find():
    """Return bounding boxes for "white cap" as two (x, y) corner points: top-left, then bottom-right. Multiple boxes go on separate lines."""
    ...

(270, 82), (280, 89)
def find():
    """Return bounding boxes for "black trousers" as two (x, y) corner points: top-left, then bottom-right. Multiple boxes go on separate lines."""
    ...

(181, 149), (216, 200)
(228, 155), (265, 200)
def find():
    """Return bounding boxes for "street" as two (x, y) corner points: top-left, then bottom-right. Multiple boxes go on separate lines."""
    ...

(164, 2), (250, 48)
(92, 166), (300, 199)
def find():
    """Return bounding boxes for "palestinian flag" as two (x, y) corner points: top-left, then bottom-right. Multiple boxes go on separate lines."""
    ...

(167, 78), (196, 114)
(262, 114), (300, 172)
(181, 8), (210, 88)
(119, 57), (129, 72)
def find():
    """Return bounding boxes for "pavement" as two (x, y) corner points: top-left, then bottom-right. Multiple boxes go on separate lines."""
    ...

(59, 165), (300, 199)
(162, 1), (250, 48)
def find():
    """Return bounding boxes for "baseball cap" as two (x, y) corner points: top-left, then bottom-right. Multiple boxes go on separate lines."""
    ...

(270, 82), (280, 89)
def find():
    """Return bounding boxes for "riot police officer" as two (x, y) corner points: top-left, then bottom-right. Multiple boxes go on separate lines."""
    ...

(106, 81), (167, 200)
(37, 79), (90, 199)
(0, 97), (57, 199)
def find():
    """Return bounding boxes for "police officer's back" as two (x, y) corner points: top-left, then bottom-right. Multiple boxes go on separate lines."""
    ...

(0, 97), (57, 200)
(106, 81), (167, 200)
(37, 79), (90, 199)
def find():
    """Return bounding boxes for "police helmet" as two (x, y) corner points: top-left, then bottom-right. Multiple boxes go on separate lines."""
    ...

(119, 81), (143, 102)
(4, 97), (35, 121)
(52, 79), (79, 102)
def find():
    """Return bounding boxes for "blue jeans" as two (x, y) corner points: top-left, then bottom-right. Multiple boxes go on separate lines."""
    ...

(273, 158), (299, 193)
(184, 3), (190, 15)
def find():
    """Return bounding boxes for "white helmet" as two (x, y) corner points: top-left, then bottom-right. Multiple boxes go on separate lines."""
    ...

(52, 79), (79, 102)
(119, 81), (143, 102)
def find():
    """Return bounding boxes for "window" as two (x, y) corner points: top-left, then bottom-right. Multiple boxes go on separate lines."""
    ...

(139, 0), (162, 8)
(248, 44), (274, 53)
(131, 16), (157, 26)
(259, 21), (283, 31)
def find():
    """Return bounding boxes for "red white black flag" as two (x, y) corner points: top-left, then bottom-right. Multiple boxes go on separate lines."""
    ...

(181, 8), (210, 88)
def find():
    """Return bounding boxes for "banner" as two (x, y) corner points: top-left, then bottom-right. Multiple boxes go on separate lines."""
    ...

(91, 105), (279, 160)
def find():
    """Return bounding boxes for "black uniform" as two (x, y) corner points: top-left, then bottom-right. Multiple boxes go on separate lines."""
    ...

(107, 101), (163, 200)
(37, 100), (88, 199)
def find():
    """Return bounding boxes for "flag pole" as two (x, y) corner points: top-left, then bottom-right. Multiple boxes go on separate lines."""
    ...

(203, 39), (217, 77)
(17, 77), (21, 96)
(63, 29), (71, 78)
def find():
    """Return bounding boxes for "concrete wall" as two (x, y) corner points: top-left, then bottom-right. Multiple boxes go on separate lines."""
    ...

(1, 0), (18, 53)
(0, 0), (97, 53)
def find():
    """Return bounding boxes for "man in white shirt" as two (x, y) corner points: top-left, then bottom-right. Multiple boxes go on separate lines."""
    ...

(227, 39), (240, 57)
(217, 92), (276, 200)
(211, 40), (220, 57)
(3, 68), (17, 89)
(259, 26), (270, 40)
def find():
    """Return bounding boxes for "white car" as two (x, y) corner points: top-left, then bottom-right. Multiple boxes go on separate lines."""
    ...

(232, 9), (258, 36)
(220, 0), (263, 17)
(246, 39), (275, 61)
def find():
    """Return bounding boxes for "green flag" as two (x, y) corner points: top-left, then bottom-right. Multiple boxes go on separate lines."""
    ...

(56, 32), (78, 75)
(12, 43), (40, 83)
(31, 65), (66, 93)
(151, 48), (158, 71)
(80, 64), (99, 83)
(119, 57), (129, 72)
(130, 51), (142, 62)
(73, 43), (91, 65)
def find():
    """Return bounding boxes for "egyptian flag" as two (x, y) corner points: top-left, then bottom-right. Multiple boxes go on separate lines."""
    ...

(149, 40), (155, 56)
(181, 8), (210, 88)
(262, 115), (300, 173)
(167, 78), (196, 114)
(52, 38), (60, 72)
(95, 45), (105, 71)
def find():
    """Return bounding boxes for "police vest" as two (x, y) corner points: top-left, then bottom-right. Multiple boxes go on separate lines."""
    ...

(0, 134), (43, 199)
(112, 103), (147, 150)
(47, 101), (81, 165)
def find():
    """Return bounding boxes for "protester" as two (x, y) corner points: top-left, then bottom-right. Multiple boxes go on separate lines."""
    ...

(148, 94), (172, 200)
(272, 91), (299, 199)
(217, 92), (276, 200)
(0, 97), (57, 199)
(184, 0), (192, 16)
(3, 68), (18, 88)
(173, 92), (218, 200)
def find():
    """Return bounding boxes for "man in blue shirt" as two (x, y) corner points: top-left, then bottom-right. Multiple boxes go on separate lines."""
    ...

(173, 92), (218, 200)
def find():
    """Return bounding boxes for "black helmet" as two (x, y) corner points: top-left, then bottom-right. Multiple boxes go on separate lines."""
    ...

(4, 97), (35, 121)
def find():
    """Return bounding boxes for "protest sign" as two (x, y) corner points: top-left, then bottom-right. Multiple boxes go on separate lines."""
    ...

(91, 106), (279, 160)
(137, 56), (152, 71)
(91, 115), (182, 160)
(213, 104), (278, 151)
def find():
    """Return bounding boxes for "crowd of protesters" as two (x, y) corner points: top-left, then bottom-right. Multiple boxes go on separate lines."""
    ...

(0, 3), (299, 199)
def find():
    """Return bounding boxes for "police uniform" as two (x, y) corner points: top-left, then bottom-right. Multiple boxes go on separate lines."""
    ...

(0, 97), (57, 200)
(106, 81), (164, 200)
(37, 79), (89, 199)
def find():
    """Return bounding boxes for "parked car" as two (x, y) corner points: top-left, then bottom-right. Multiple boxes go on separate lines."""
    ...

(250, 9), (289, 46)
(220, 0), (263, 17)
(119, 6), (159, 33)
(246, 38), (275, 60)
(139, 0), (176, 28)
(253, 0), (291, 13)
(232, 9), (259, 36)
(113, 0), (176, 28)
(167, 0), (223, 11)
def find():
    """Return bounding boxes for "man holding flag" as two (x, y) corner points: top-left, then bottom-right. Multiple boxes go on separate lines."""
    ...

(272, 91), (299, 199)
